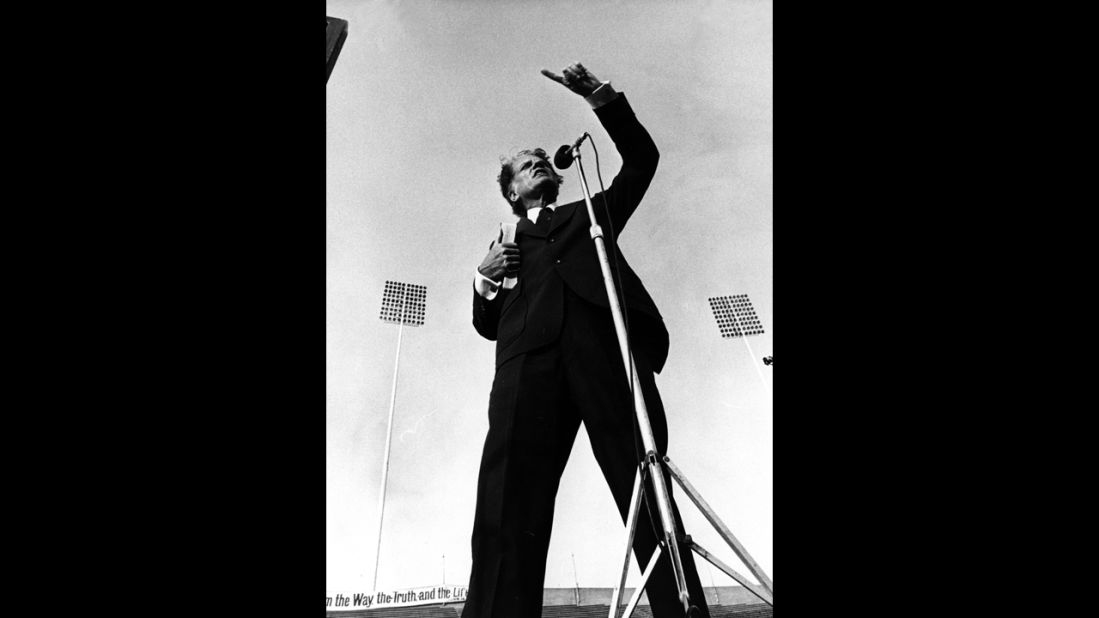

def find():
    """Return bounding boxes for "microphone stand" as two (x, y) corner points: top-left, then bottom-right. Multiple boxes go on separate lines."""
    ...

(567, 146), (690, 615)
(566, 145), (774, 617)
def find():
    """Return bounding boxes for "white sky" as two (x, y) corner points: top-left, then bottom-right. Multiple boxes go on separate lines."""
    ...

(326, 0), (772, 593)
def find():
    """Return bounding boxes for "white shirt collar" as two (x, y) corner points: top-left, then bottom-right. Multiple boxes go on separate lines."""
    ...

(525, 203), (557, 221)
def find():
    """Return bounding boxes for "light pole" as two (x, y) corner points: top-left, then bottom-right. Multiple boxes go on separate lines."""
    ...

(373, 280), (427, 590)
(707, 294), (770, 394)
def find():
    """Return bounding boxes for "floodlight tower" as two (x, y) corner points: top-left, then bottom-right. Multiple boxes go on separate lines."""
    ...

(373, 280), (427, 589)
(708, 294), (770, 394)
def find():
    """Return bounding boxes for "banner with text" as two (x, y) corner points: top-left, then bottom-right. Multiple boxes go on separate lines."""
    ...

(326, 585), (468, 611)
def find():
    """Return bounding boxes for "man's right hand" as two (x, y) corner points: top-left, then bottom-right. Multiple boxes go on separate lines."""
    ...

(478, 240), (520, 282)
(541, 62), (601, 97)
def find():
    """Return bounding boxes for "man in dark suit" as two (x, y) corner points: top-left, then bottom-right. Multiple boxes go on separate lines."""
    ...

(464, 62), (710, 618)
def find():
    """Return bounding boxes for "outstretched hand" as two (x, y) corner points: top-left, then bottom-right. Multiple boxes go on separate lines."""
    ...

(541, 62), (601, 97)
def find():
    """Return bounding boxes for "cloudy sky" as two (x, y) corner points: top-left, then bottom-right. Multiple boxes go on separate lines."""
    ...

(327, 0), (772, 594)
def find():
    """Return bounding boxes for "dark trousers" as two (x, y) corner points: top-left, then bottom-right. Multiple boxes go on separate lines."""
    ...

(464, 288), (710, 618)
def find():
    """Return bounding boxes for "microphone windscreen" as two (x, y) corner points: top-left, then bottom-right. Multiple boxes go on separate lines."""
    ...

(554, 144), (574, 169)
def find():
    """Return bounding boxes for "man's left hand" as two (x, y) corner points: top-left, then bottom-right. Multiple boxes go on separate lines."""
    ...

(541, 62), (601, 97)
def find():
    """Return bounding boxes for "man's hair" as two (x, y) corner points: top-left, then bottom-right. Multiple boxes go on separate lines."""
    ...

(497, 148), (565, 217)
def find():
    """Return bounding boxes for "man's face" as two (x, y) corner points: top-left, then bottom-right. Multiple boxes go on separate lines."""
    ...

(508, 153), (557, 204)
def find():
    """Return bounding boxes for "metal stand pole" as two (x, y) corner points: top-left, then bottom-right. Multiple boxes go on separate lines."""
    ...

(373, 320), (404, 590)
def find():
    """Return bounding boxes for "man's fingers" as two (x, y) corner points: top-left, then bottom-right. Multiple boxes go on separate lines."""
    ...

(540, 69), (565, 84)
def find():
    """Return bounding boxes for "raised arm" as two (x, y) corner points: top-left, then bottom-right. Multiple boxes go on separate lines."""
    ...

(591, 93), (659, 236)
(542, 62), (659, 235)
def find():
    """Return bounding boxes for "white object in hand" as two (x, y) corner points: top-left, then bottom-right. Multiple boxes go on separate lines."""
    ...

(500, 222), (517, 290)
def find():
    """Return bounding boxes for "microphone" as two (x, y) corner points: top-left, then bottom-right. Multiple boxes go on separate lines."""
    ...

(553, 132), (589, 169)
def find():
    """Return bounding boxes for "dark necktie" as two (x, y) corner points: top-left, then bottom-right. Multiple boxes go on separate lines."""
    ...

(536, 207), (554, 232)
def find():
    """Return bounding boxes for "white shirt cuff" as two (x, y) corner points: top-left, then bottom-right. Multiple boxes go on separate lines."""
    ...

(585, 82), (618, 109)
(474, 270), (500, 300)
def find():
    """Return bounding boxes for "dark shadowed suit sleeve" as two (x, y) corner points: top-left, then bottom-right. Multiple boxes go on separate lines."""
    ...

(472, 287), (510, 341)
(590, 93), (660, 237)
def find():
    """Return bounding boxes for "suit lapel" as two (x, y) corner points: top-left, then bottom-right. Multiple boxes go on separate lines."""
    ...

(547, 203), (576, 235)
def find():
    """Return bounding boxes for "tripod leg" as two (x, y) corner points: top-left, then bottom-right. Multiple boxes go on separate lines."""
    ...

(608, 469), (644, 618)
(621, 544), (662, 618)
(689, 539), (773, 606)
(664, 456), (774, 598)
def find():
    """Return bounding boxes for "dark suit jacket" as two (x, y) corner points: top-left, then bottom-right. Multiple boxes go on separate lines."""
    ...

(472, 93), (670, 373)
